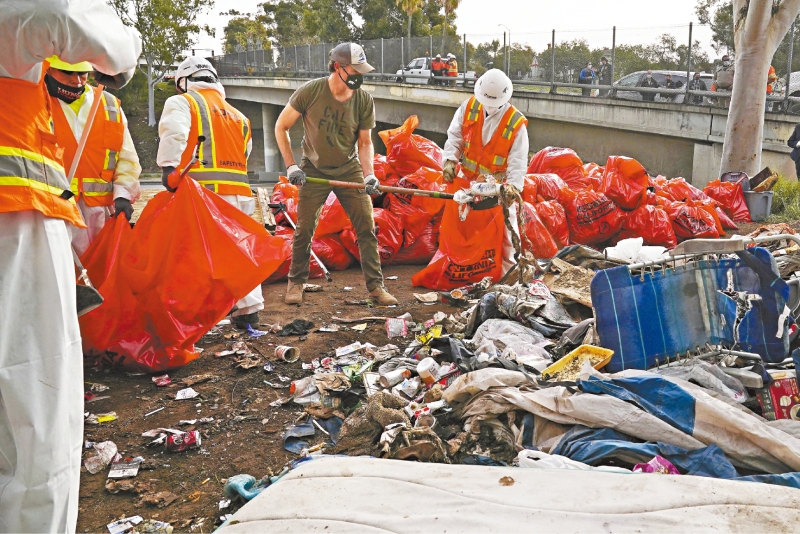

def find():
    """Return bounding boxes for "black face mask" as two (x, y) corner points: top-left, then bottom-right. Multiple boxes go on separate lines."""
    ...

(45, 74), (84, 104)
(338, 69), (363, 90)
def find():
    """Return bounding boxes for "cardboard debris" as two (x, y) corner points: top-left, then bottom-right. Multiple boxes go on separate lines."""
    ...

(543, 257), (595, 308)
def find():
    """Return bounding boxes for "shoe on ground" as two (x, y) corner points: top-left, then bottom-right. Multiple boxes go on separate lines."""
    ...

(285, 281), (304, 304)
(232, 312), (259, 330)
(369, 286), (398, 306)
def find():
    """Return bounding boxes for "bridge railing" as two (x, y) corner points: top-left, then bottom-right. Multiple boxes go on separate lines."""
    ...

(211, 23), (800, 114)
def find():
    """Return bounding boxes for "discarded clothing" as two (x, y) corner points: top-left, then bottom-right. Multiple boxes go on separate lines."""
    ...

(278, 319), (315, 337)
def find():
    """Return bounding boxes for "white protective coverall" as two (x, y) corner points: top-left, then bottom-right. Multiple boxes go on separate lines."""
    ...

(156, 82), (264, 318)
(443, 100), (530, 273)
(64, 86), (142, 255)
(0, 2), (140, 532)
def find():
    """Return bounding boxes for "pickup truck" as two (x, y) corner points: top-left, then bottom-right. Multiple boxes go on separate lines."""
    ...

(395, 57), (477, 87)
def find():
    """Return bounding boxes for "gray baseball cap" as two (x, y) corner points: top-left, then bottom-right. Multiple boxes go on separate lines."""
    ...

(330, 43), (374, 74)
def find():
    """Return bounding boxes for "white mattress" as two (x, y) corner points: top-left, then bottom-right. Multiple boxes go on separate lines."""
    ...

(222, 456), (800, 533)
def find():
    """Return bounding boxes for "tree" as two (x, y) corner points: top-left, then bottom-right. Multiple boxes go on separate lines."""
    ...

(301, 0), (356, 43)
(440, 0), (460, 55)
(696, 0), (735, 53)
(109, 0), (213, 126)
(720, 0), (800, 176)
(222, 10), (271, 53)
(261, 0), (310, 47)
(396, 0), (425, 44)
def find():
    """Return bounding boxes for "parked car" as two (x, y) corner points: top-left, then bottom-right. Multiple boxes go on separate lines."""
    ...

(778, 71), (800, 114)
(395, 57), (477, 87)
(613, 70), (712, 104)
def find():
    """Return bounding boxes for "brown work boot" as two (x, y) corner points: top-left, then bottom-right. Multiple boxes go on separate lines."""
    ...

(369, 286), (398, 306)
(285, 281), (304, 304)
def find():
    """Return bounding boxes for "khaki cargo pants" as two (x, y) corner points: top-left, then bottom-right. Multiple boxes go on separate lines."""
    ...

(288, 167), (384, 291)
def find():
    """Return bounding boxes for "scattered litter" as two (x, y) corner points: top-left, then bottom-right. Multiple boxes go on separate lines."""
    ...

(86, 412), (118, 425)
(175, 388), (199, 400)
(178, 419), (197, 425)
(166, 431), (201, 452)
(336, 342), (363, 357)
(633, 456), (680, 475)
(386, 317), (408, 339)
(214, 350), (235, 358)
(219, 499), (231, 510)
(138, 491), (179, 508)
(246, 324), (268, 338)
(386, 276), (399, 280)
(90, 382), (109, 393)
(108, 458), (143, 479)
(351, 323), (368, 331)
(144, 407), (165, 418)
(138, 519), (173, 533)
(85, 441), (118, 474)
(275, 345), (300, 363)
(152, 374), (171, 387)
(343, 287), (354, 291)
(303, 284), (324, 292)
(216, 319), (231, 326)
(263, 360), (275, 373)
(414, 292), (439, 303)
(318, 324), (340, 332)
(278, 319), (315, 336)
(107, 515), (143, 534)
(224, 474), (270, 501)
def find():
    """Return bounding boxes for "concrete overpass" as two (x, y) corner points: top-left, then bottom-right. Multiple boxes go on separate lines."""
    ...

(223, 76), (799, 187)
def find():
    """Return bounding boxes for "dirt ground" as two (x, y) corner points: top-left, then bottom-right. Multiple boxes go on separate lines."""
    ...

(77, 264), (458, 533)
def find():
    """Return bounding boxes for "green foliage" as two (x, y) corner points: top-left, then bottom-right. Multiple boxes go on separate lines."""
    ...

(260, 0), (356, 45)
(108, 0), (214, 82)
(770, 176), (800, 221)
(222, 10), (271, 53)
(696, 0), (734, 54)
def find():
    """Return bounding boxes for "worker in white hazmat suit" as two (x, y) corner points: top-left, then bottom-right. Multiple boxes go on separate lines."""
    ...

(0, 1), (140, 532)
(442, 69), (529, 273)
(46, 55), (142, 255)
(157, 57), (265, 330)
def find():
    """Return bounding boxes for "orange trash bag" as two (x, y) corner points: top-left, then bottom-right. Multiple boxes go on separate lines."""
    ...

(617, 204), (677, 248)
(392, 219), (440, 265)
(564, 185), (626, 246)
(600, 156), (650, 210)
(527, 147), (589, 190)
(379, 116), (443, 176)
(664, 199), (720, 240)
(525, 173), (571, 203)
(662, 177), (712, 203)
(340, 208), (404, 264)
(315, 192), (352, 237)
(384, 167), (446, 246)
(520, 202), (559, 259)
(264, 230), (325, 283)
(412, 179), (505, 290)
(534, 196), (570, 248)
(703, 179), (751, 223)
(80, 179), (288, 372)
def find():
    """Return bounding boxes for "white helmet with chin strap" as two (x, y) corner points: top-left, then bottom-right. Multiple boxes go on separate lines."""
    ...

(175, 56), (219, 93)
(474, 68), (513, 108)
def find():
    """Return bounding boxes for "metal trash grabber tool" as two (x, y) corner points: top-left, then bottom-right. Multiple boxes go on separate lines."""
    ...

(304, 176), (455, 199)
(268, 202), (333, 282)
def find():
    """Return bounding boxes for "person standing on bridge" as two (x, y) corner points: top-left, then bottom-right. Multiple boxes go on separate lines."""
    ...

(579, 62), (596, 97)
(157, 57), (264, 330)
(637, 70), (660, 102)
(440, 68), (529, 276)
(598, 56), (612, 97)
(274, 43), (398, 307)
(432, 54), (445, 86)
(447, 53), (459, 86)
(713, 54), (734, 107)
(688, 71), (707, 105)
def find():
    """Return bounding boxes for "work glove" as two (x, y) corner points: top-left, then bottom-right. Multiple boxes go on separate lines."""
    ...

(364, 175), (380, 195)
(161, 166), (178, 192)
(112, 197), (133, 221)
(287, 164), (306, 187)
(443, 159), (458, 183)
(796, 141), (800, 148)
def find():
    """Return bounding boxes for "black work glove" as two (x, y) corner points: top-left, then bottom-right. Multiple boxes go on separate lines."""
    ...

(161, 166), (177, 192)
(112, 197), (133, 221)
(287, 164), (306, 187)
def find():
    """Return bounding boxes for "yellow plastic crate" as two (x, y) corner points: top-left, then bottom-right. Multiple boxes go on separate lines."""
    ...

(540, 345), (614, 382)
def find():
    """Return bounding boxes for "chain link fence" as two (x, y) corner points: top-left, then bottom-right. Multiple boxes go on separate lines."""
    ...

(209, 24), (800, 114)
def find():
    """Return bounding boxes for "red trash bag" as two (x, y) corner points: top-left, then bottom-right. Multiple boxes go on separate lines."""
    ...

(619, 204), (677, 248)
(313, 234), (354, 271)
(527, 147), (589, 190)
(715, 206), (738, 230)
(662, 177), (712, 203)
(80, 179), (288, 372)
(392, 222), (440, 265)
(525, 173), (570, 203)
(379, 116), (443, 176)
(703, 179), (752, 223)
(384, 167), (446, 246)
(564, 186), (626, 246)
(664, 199), (720, 239)
(374, 153), (401, 187)
(534, 196), (570, 248)
(340, 208), (404, 264)
(315, 192), (352, 236)
(600, 156), (650, 210)
(412, 178), (505, 290)
(521, 202), (559, 259)
(271, 176), (298, 226)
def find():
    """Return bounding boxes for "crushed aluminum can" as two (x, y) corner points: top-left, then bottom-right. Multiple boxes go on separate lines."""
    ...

(166, 431), (201, 453)
(152, 374), (171, 387)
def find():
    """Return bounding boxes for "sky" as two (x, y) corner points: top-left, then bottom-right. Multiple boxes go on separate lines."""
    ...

(194, 0), (717, 58)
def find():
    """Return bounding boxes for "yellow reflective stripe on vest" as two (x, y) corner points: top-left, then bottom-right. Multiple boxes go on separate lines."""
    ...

(101, 91), (122, 174)
(466, 97), (482, 122)
(493, 155), (506, 166)
(185, 91), (216, 168)
(0, 147), (68, 190)
(462, 158), (477, 172)
(191, 169), (249, 183)
(72, 177), (113, 196)
(0, 176), (76, 202)
(502, 110), (525, 140)
(242, 118), (250, 155)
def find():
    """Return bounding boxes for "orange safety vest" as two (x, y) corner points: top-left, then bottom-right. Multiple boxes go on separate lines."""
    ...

(179, 89), (252, 197)
(767, 65), (778, 94)
(51, 87), (124, 206)
(0, 75), (84, 226)
(448, 60), (458, 76)
(460, 96), (528, 180)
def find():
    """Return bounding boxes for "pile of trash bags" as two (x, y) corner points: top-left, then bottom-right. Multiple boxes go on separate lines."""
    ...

(268, 119), (752, 291)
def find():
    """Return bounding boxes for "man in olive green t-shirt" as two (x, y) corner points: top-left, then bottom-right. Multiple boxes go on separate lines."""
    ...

(275, 42), (397, 306)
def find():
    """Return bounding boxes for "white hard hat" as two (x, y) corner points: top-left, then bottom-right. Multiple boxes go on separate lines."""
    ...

(474, 68), (513, 107)
(176, 56), (218, 92)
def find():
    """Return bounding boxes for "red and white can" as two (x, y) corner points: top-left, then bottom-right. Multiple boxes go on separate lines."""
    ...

(166, 431), (201, 452)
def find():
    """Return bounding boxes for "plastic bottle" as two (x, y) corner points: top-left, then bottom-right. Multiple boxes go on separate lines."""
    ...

(290, 376), (317, 397)
(416, 357), (440, 386)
